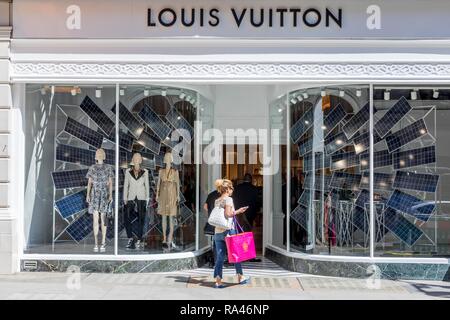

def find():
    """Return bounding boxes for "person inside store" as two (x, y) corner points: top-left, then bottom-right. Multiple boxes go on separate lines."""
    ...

(212, 179), (250, 288)
(123, 153), (150, 250)
(203, 188), (221, 268)
(183, 179), (196, 212)
(233, 173), (262, 262)
(86, 148), (114, 253)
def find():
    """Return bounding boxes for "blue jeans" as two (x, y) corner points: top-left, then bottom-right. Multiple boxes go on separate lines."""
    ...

(213, 229), (243, 279)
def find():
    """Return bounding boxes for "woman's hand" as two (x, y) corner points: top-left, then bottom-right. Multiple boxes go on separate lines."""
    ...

(86, 195), (90, 203)
(236, 206), (249, 215)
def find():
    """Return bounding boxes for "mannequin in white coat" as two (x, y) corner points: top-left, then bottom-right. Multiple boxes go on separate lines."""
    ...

(123, 153), (150, 250)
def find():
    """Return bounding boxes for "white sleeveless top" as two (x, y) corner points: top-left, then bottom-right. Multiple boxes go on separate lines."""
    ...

(214, 196), (235, 234)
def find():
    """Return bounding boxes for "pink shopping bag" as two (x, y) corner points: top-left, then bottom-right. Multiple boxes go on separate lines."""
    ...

(225, 231), (256, 263)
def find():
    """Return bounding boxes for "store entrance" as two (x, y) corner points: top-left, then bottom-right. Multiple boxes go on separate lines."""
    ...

(222, 144), (264, 255)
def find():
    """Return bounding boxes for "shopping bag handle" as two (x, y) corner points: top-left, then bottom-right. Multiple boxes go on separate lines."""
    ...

(233, 215), (244, 233)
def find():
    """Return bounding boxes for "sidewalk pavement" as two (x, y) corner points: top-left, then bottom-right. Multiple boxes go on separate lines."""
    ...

(0, 271), (449, 300)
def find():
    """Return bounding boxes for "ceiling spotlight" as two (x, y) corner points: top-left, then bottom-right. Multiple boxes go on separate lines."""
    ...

(290, 97), (297, 104)
(71, 87), (77, 96)
(120, 88), (125, 96)
(339, 90), (345, 97)
(356, 89), (362, 97)
(186, 95), (192, 103)
(144, 88), (150, 97)
(278, 108), (283, 113)
(411, 90), (417, 100)
(297, 95), (303, 102)
(177, 116), (181, 120)
(384, 90), (390, 101)
(95, 88), (102, 98)
(302, 92), (309, 99)
(179, 92), (186, 100)
(191, 99), (196, 105)
(161, 89), (167, 97)
(40, 87), (46, 95)
(433, 89), (439, 99)
(321, 90), (326, 97)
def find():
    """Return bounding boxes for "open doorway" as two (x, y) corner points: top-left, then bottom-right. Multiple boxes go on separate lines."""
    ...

(222, 145), (264, 255)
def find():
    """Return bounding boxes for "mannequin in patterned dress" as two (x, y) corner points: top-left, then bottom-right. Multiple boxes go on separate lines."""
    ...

(86, 148), (114, 253)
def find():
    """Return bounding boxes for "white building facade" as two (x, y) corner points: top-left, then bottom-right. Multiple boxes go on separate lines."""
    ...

(2, 0), (450, 279)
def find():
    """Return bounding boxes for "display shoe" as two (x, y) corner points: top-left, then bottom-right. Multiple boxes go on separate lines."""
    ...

(93, 245), (99, 253)
(135, 240), (141, 249)
(100, 244), (106, 253)
(126, 238), (134, 249)
(169, 241), (178, 249)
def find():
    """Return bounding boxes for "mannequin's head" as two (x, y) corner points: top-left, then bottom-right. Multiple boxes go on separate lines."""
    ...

(163, 152), (173, 166)
(131, 153), (143, 167)
(95, 148), (106, 163)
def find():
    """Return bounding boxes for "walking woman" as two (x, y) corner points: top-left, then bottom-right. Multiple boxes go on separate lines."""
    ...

(213, 179), (250, 288)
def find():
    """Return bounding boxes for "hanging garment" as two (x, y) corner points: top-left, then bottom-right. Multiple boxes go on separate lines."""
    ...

(156, 168), (180, 217)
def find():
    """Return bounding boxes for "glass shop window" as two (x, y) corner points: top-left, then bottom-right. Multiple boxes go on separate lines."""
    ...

(117, 85), (198, 254)
(372, 86), (450, 257)
(271, 85), (371, 256)
(23, 85), (117, 254)
(23, 84), (201, 255)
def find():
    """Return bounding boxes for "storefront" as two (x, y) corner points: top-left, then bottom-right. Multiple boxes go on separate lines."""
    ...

(1, 0), (450, 279)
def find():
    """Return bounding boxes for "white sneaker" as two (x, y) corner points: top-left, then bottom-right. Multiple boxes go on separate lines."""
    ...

(135, 240), (141, 249)
(93, 245), (99, 253)
(100, 244), (106, 253)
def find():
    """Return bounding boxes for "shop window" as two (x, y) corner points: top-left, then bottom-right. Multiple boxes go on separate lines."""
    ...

(24, 85), (117, 254)
(23, 84), (204, 255)
(372, 86), (449, 257)
(271, 86), (371, 256)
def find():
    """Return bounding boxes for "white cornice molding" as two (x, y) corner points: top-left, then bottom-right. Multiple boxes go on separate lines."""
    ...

(0, 27), (12, 40)
(11, 62), (450, 82)
(10, 38), (450, 48)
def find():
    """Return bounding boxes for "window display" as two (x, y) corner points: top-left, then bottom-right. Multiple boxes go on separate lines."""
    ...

(270, 84), (450, 257)
(23, 84), (202, 255)
(271, 86), (371, 256)
(117, 86), (197, 254)
(372, 86), (444, 256)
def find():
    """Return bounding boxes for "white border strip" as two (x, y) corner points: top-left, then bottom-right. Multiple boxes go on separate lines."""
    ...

(266, 244), (450, 265)
(20, 246), (211, 262)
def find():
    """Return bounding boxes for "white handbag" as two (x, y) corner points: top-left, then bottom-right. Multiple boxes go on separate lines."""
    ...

(208, 206), (232, 230)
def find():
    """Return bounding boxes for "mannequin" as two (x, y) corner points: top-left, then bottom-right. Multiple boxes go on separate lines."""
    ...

(86, 148), (114, 253)
(123, 153), (150, 250)
(156, 152), (180, 249)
